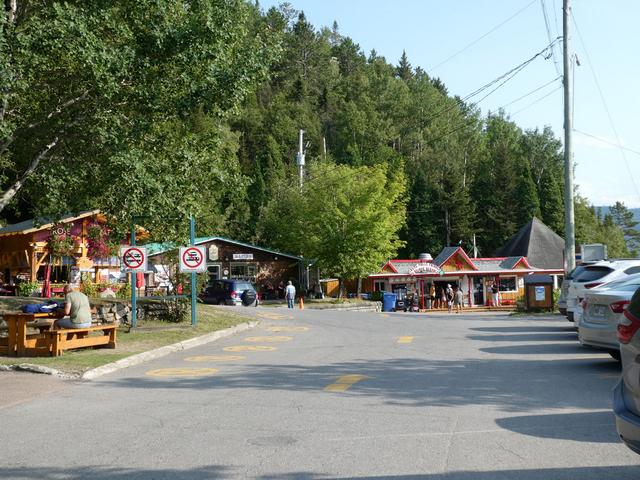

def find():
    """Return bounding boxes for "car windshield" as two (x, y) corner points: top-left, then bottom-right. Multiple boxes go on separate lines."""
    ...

(234, 283), (253, 291)
(574, 266), (614, 282)
(567, 265), (588, 280)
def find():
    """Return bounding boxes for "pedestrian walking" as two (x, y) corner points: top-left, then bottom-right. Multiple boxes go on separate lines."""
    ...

(454, 287), (464, 313)
(491, 282), (500, 307)
(446, 284), (454, 313)
(285, 281), (296, 309)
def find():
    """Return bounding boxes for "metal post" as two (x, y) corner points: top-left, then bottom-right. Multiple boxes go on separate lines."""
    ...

(296, 129), (305, 188)
(130, 220), (137, 328)
(563, 0), (576, 274)
(190, 216), (197, 327)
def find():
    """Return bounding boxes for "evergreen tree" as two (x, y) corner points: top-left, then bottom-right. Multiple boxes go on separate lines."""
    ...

(514, 159), (541, 227)
(610, 201), (640, 255)
(538, 170), (564, 235)
(396, 50), (413, 81)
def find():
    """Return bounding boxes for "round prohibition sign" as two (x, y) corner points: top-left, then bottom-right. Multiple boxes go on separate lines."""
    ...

(123, 247), (145, 269)
(182, 247), (204, 269)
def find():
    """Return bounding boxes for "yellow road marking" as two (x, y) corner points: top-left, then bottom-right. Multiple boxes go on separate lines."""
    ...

(267, 326), (309, 332)
(223, 345), (277, 352)
(324, 374), (369, 392)
(244, 336), (292, 343)
(184, 355), (245, 362)
(146, 368), (219, 377)
(257, 313), (292, 320)
(397, 336), (414, 344)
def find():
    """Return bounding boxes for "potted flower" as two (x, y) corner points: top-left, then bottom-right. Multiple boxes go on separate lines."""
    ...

(47, 224), (80, 259)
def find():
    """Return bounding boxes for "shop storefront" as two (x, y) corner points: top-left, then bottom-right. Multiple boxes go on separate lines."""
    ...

(368, 246), (563, 307)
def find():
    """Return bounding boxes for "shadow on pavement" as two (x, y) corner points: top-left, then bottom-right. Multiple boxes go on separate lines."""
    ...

(471, 325), (576, 333)
(97, 354), (621, 413)
(478, 342), (602, 355)
(468, 333), (577, 342)
(496, 410), (618, 443)
(4, 464), (640, 480)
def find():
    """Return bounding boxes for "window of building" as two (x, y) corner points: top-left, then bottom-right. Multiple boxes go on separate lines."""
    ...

(374, 281), (385, 292)
(230, 262), (257, 281)
(207, 265), (220, 284)
(498, 276), (517, 292)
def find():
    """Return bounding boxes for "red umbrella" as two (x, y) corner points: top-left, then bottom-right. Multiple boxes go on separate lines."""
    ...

(41, 262), (52, 298)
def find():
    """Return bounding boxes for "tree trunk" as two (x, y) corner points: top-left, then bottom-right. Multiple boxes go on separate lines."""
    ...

(0, 137), (58, 212)
(338, 277), (344, 299)
(356, 276), (362, 296)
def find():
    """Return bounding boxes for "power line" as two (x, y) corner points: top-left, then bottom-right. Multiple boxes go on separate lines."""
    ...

(429, 0), (537, 72)
(540, 0), (561, 75)
(571, 10), (640, 202)
(498, 75), (561, 110)
(510, 85), (561, 116)
(573, 129), (640, 157)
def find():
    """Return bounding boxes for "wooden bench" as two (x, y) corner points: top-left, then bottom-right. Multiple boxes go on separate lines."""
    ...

(45, 324), (117, 357)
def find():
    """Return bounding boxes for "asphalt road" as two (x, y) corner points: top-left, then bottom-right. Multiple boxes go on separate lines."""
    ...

(1, 308), (639, 479)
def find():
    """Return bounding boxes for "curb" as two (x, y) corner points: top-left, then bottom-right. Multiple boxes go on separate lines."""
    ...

(81, 321), (259, 380)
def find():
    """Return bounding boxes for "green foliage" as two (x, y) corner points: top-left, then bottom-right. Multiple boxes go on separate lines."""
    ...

(17, 281), (40, 297)
(257, 161), (407, 292)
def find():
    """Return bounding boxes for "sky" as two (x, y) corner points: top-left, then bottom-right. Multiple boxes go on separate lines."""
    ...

(260, 0), (640, 208)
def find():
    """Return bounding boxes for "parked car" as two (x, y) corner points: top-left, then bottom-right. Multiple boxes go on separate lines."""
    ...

(614, 286), (640, 454)
(566, 260), (640, 322)
(558, 262), (596, 316)
(578, 274), (640, 360)
(199, 280), (259, 306)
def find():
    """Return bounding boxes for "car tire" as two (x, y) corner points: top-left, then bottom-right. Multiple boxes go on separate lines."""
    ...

(609, 350), (621, 361)
(218, 299), (226, 306)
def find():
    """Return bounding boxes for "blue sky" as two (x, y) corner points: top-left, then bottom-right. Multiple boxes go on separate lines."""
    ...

(260, 0), (640, 208)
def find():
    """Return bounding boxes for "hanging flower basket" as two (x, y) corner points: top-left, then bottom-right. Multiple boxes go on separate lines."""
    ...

(47, 224), (80, 259)
(86, 221), (119, 260)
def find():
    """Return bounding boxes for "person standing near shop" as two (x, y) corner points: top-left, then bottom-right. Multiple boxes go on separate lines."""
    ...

(491, 281), (500, 307)
(454, 286), (464, 313)
(429, 283), (436, 309)
(285, 280), (296, 309)
(446, 284), (454, 313)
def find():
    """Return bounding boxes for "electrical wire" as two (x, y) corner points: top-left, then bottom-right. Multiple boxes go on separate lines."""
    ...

(540, 0), (561, 75)
(429, 0), (537, 72)
(498, 75), (561, 110)
(573, 129), (640, 158)
(510, 85), (561, 116)
(571, 10), (640, 202)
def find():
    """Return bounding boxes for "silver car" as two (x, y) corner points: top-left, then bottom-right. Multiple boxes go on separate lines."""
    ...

(578, 275), (640, 360)
(558, 263), (595, 316)
(614, 287), (640, 453)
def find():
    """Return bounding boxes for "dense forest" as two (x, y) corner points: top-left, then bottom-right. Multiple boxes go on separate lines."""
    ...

(1, 1), (637, 270)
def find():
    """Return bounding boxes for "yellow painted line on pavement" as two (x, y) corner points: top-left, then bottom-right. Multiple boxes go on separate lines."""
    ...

(244, 336), (292, 343)
(267, 326), (309, 332)
(184, 355), (245, 362)
(257, 313), (292, 320)
(324, 374), (369, 392)
(146, 367), (219, 377)
(397, 336), (414, 344)
(223, 345), (277, 352)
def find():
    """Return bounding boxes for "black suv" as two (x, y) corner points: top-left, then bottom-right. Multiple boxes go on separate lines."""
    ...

(199, 280), (258, 307)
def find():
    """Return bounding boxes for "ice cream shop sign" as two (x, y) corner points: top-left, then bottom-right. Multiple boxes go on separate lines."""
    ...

(408, 263), (444, 275)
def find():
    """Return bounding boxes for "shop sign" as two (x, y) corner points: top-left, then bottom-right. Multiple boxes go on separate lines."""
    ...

(208, 245), (219, 261)
(409, 263), (445, 275)
(233, 253), (253, 260)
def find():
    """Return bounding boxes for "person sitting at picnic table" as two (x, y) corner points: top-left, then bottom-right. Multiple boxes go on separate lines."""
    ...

(54, 284), (92, 329)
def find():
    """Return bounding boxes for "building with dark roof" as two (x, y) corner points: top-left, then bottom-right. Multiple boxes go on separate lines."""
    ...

(496, 217), (565, 270)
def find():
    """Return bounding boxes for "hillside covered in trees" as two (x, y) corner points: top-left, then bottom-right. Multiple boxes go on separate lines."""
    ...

(0, 1), (635, 261)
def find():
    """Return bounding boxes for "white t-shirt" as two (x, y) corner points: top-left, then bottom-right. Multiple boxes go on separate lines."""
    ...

(285, 284), (296, 298)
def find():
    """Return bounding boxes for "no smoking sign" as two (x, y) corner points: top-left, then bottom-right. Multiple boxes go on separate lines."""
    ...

(179, 246), (206, 273)
(120, 246), (147, 272)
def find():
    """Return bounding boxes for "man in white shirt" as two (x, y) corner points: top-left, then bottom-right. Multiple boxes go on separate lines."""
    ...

(285, 281), (296, 309)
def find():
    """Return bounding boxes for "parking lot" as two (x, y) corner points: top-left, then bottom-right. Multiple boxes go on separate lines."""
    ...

(1, 308), (639, 479)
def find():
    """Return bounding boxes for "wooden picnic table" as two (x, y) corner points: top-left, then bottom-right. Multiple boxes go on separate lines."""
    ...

(1, 312), (64, 357)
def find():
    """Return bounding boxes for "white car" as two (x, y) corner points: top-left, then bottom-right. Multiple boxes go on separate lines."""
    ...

(578, 274), (640, 360)
(558, 262), (596, 316)
(567, 260), (640, 323)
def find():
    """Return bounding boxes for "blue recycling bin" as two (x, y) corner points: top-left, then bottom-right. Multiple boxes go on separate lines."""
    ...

(382, 292), (397, 312)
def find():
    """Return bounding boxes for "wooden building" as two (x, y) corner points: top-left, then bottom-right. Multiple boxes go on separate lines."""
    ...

(0, 210), (120, 290)
(368, 246), (563, 307)
(146, 236), (306, 298)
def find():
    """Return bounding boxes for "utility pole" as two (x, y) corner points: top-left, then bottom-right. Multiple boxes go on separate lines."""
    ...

(563, 0), (576, 274)
(296, 129), (305, 188)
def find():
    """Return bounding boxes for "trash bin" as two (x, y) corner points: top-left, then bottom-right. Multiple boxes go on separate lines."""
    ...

(382, 292), (396, 312)
(426, 298), (432, 309)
